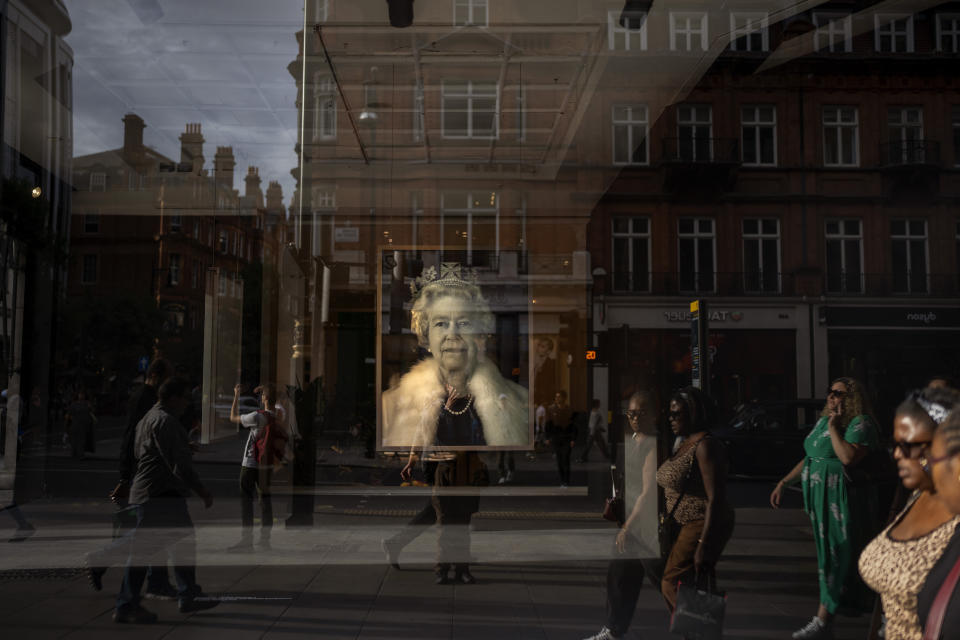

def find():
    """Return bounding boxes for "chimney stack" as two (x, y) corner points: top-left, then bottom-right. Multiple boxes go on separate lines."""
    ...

(245, 166), (263, 207)
(266, 180), (284, 213)
(213, 146), (236, 191)
(179, 123), (205, 172)
(122, 113), (145, 155)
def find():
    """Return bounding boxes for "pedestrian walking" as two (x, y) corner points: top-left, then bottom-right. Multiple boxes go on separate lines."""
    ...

(919, 401), (960, 639)
(583, 390), (661, 640)
(772, 377), (882, 639)
(114, 377), (217, 624)
(859, 387), (960, 640)
(579, 399), (609, 463)
(228, 382), (285, 551)
(382, 460), (438, 569)
(546, 390), (576, 487)
(657, 386), (734, 614)
(88, 359), (176, 596)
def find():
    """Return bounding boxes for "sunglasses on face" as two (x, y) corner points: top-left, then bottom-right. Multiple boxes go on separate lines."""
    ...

(668, 410), (685, 420)
(624, 410), (646, 419)
(889, 440), (930, 460)
(827, 388), (848, 398)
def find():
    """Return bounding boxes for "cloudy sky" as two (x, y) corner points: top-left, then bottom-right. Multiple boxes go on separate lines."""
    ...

(68, 0), (308, 207)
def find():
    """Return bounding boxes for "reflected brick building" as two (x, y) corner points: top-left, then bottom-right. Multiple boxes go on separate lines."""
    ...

(69, 116), (287, 384)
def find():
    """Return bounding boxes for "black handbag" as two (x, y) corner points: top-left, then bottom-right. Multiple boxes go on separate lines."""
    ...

(670, 570), (726, 640)
(602, 466), (625, 525)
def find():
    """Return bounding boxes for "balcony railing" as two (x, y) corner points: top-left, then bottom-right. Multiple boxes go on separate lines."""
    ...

(661, 137), (740, 164)
(879, 140), (940, 167)
(604, 271), (960, 298)
(825, 272), (958, 297)
(608, 271), (795, 296)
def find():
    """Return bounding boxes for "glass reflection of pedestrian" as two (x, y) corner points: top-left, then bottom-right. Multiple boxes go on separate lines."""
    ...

(583, 391), (660, 640)
(402, 451), (487, 585)
(546, 391), (576, 487)
(579, 399), (609, 463)
(67, 390), (96, 459)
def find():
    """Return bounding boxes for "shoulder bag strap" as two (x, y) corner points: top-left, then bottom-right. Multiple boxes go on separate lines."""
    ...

(923, 552), (960, 640)
(666, 435), (706, 522)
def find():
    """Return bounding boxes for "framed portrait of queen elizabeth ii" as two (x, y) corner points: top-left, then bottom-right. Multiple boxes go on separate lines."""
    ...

(377, 252), (532, 452)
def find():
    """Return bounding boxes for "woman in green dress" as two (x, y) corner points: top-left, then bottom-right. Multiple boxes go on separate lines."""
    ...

(770, 377), (880, 640)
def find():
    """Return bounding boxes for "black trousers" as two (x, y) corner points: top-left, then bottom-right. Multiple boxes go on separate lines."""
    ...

(605, 541), (664, 636)
(240, 466), (273, 535)
(554, 441), (572, 484)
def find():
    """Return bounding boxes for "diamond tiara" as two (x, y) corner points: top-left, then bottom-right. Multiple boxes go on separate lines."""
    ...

(410, 262), (479, 298)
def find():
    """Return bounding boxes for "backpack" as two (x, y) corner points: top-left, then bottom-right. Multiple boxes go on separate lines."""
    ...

(254, 410), (287, 465)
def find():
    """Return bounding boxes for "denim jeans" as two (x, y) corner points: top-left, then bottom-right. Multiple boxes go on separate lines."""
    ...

(116, 496), (200, 610)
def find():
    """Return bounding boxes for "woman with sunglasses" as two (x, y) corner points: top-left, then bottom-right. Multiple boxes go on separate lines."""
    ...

(858, 387), (960, 640)
(918, 401), (960, 639)
(655, 386), (734, 613)
(583, 390), (662, 640)
(771, 377), (880, 640)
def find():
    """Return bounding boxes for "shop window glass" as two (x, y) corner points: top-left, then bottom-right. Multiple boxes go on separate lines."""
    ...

(442, 81), (497, 139)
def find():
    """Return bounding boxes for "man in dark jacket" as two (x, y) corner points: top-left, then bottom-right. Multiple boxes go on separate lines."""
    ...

(101, 359), (175, 598)
(114, 377), (217, 624)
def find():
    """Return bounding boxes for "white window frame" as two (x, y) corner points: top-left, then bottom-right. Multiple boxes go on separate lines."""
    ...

(314, 0), (328, 22)
(822, 106), (859, 167)
(612, 105), (649, 166)
(742, 218), (781, 293)
(607, 9), (647, 51)
(825, 219), (864, 294)
(741, 105), (777, 166)
(81, 254), (98, 285)
(677, 104), (713, 162)
(875, 14), (914, 53)
(168, 253), (181, 286)
(440, 192), (499, 266)
(314, 74), (337, 141)
(890, 219), (929, 294)
(611, 217), (652, 293)
(729, 12), (769, 52)
(89, 172), (106, 191)
(441, 81), (499, 140)
(677, 218), (716, 293)
(83, 213), (100, 234)
(453, 0), (488, 27)
(670, 12), (708, 52)
(313, 185), (336, 209)
(813, 13), (852, 53)
(887, 106), (924, 164)
(936, 14), (960, 53)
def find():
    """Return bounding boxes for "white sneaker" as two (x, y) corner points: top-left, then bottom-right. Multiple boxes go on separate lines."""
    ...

(582, 627), (619, 640)
(498, 476), (507, 485)
(792, 617), (833, 640)
(506, 471), (514, 482)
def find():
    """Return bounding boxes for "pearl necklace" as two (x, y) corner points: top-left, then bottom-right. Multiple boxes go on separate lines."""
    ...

(443, 395), (473, 416)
